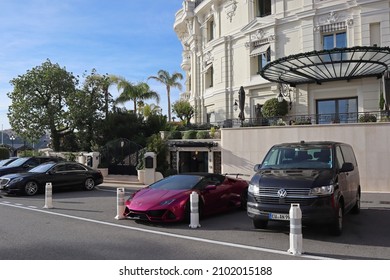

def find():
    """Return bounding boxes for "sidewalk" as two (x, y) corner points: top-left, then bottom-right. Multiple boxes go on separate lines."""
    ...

(361, 192), (390, 209)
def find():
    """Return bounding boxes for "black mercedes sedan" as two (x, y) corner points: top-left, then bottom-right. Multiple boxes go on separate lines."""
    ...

(0, 161), (103, 196)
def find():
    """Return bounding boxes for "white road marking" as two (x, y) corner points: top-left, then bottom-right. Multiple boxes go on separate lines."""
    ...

(0, 201), (334, 260)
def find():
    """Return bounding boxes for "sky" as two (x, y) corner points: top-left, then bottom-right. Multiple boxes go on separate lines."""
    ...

(0, 0), (184, 130)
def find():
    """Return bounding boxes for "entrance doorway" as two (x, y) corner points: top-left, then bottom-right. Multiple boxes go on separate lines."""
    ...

(179, 151), (208, 173)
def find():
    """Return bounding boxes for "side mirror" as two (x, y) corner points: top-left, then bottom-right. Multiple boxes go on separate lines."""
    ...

(340, 162), (354, 172)
(253, 164), (262, 172)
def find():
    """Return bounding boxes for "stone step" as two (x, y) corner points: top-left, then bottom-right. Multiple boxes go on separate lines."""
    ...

(103, 175), (144, 185)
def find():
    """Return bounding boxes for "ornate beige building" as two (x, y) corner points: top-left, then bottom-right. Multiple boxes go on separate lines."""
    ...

(174, 0), (390, 126)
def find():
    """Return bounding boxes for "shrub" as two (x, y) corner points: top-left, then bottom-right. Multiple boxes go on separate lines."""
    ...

(359, 114), (377, 123)
(0, 147), (10, 159)
(136, 148), (146, 170)
(262, 98), (289, 118)
(167, 130), (182, 139)
(183, 130), (197, 139)
(196, 130), (209, 139)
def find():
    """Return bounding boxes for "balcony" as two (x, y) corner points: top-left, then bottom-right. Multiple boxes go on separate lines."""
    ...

(214, 111), (390, 128)
(181, 51), (191, 71)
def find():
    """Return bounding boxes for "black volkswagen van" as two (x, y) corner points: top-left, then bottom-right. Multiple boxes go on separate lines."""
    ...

(247, 141), (361, 235)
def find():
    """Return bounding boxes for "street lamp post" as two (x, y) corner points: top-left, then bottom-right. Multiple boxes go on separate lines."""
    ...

(10, 134), (15, 156)
(10, 134), (15, 149)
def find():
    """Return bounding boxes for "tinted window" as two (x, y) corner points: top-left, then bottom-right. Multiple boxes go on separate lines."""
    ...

(25, 158), (40, 167)
(67, 163), (86, 171)
(335, 146), (345, 169)
(29, 163), (56, 173)
(150, 175), (203, 190)
(261, 145), (332, 169)
(6, 157), (29, 167)
(341, 145), (357, 166)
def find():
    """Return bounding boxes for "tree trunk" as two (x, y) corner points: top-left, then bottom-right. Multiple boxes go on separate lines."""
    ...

(167, 86), (171, 122)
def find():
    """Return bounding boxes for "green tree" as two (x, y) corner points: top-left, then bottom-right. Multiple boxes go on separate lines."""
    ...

(148, 70), (183, 122)
(142, 103), (162, 119)
(99, 107), (146, 146)
(7, 59), (78, 151)
(172, 99), (194, 125)
(111, 76), (160, 115)
(68, 69), (110, 151)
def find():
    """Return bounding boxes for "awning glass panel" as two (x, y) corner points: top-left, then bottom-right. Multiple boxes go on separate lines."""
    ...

(260, 46), (390, 85)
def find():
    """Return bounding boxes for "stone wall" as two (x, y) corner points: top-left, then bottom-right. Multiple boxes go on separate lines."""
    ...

(221, 122), (390, 192)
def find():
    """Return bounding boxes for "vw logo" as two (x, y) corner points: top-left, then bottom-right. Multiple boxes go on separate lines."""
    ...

(277, 188), (287, 198)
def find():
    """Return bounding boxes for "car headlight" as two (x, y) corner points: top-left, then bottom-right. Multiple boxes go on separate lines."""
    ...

(309, 184), (335, 196)
(160, 199), (176, 206)
(248, 183), (260, 194)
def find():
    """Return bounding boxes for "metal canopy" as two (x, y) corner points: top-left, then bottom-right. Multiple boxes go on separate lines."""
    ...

(260, 46), (390, 86)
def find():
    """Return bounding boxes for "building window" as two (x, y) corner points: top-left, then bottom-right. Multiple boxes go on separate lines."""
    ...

(207, 18), (214, 42)
(316, 97), (357, 124)
(323, 31), (346, 50)
(322, 31), (346, 61)
(256, 0), (271, 18)
(205, 65), (213, 88)
(250, 43), (271, 75)
(258, 47), (270, 72)
(370, 23), (381, 46)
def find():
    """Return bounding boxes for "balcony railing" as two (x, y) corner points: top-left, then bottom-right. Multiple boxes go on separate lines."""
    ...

(213, 111), (390, 128)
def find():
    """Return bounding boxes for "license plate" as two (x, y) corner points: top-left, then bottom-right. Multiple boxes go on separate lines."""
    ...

(269, 213), (290, 221)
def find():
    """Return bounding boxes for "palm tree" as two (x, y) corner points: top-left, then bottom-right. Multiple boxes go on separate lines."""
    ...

(111, 75), (160, 115)
(142, 103), (162, 119)
(148, 70), (183, 122)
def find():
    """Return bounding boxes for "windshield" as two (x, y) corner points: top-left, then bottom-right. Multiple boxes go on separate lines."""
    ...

(28, 163), (55, 173)
(0, 158), (15, 166)
(150, 175), (203, 190)
(6, 157), (29, 167)
(261, 145), (333, 169)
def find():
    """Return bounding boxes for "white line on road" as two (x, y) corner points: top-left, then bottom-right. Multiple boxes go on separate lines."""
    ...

(0, 201), (334, 260)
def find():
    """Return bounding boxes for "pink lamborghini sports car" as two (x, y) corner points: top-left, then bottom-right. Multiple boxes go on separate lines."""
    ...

(124, 173), (249, 222)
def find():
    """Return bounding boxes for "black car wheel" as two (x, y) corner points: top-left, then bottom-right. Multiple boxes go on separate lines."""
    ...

(24, 181), (39, 196)
(253, 219), (268, 229)
(351, 189), (361, 214)
(330, 201), (343, 236)
(84, 178), (95, 191)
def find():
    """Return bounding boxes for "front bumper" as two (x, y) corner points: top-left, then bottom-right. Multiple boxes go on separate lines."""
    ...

(247, 193), (337, 224)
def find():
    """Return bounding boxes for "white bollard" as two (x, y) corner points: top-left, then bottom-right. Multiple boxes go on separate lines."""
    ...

(43, 182), (53, 209)
(115, 188), (125, 220)
(189, 191), (201, 228)
(288, 203), (303, 255)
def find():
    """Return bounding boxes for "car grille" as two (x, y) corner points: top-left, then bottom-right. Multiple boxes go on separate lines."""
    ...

(254, 187), (313, 206)
(126, 209), (172, 221)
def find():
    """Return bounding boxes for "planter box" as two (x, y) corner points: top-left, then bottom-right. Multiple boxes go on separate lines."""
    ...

(137, 170), (145, 184)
